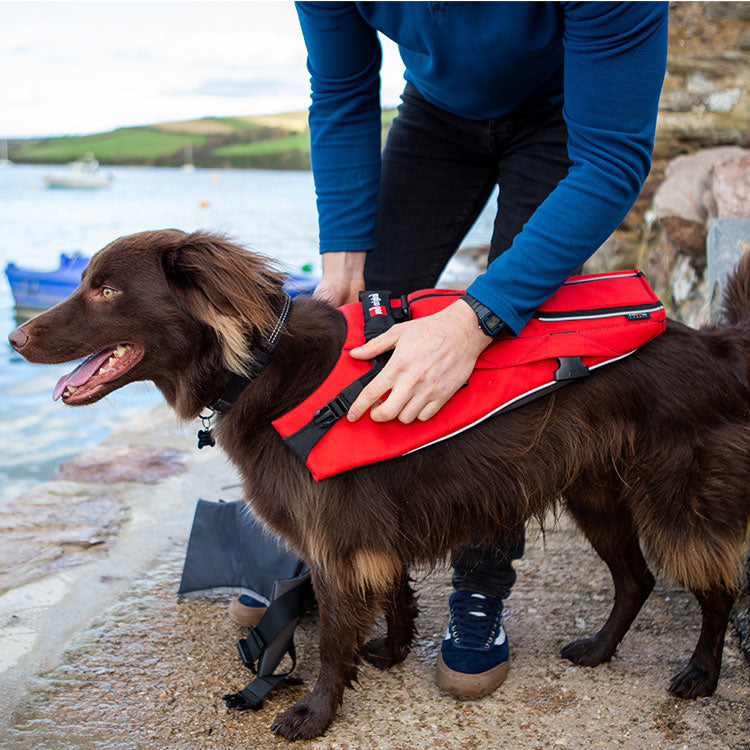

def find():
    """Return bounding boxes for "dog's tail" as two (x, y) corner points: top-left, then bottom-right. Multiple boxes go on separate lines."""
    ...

(721, 251), (750, 325)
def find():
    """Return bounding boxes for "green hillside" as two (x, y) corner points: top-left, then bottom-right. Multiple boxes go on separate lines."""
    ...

(7, 110), (398, 171)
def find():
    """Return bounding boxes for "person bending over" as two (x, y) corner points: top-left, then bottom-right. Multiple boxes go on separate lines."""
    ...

(296, 0), (668, 697)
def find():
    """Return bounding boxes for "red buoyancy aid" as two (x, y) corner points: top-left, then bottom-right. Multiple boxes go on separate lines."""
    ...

(272, 270), (665, 481)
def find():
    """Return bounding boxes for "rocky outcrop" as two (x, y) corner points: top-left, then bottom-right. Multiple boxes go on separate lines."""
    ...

(55, 444), (186, 484)
(618, 3), (750, 244)
(0, 484), (127, 595)
(651, 147), (745, 257)
(0, 443), (186, 594)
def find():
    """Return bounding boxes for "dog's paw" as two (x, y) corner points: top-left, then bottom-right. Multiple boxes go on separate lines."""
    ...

(270, 697), (334, 741)
(560, 636), (613, 667)
(668, 663), (718, 699)
(362, 636), (408, 671)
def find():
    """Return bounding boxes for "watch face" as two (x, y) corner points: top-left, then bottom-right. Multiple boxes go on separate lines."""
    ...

(462, 293), (505, 336)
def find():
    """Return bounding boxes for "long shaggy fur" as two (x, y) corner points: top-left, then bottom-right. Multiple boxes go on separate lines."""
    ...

(11, 230), (750, 741)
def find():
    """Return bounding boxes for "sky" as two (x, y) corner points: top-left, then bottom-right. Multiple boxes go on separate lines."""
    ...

(1, 0), (407, 138)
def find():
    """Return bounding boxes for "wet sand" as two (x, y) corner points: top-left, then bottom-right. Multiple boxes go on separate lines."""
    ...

(0, 407), (748, 749)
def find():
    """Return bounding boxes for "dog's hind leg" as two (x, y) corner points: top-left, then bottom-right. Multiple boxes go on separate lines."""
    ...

(270, 566), (384, 741)
(362, 572), (419, 670)
(561, 496), (655, 666)
(669, 586), (734, 698)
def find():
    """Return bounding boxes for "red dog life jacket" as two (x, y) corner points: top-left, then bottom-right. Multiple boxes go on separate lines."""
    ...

(272, 270), (666, 481)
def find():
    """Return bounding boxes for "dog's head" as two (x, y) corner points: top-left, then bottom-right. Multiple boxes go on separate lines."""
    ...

(9, 230), (286, 414)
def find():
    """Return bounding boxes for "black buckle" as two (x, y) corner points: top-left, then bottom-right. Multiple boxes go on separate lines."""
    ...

(554, 356), (590, 381)
(312, 394), (350, 428)
(236, 627), (265, 674)
(391, 295), (411, 323)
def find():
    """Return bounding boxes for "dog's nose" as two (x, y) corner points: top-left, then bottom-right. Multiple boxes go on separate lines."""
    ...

(8, 327), (28, 351)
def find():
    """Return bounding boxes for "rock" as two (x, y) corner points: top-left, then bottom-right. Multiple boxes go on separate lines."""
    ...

(652, 147), (745, 255)
(583, 235), (639, 275)
(656, 217), (706, 260)
(55, 444), (186, 484)
(0, 486), (127, 594)
(660, 85), (742, 115)
(707, 151), (750, 218)
(704, 2), (750, 21)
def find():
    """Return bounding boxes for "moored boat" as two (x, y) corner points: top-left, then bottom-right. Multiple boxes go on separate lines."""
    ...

(5, 254), (90, 316)
(44, 153), (112, 189)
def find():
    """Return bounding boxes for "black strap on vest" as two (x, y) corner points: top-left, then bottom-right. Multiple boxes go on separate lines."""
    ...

(222, 581), (310, 711)
(282, 290), (402, 464)
(282, 357), (386, 463)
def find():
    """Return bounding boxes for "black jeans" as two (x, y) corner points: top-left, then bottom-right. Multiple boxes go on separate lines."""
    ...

(365, 83), (571, 600)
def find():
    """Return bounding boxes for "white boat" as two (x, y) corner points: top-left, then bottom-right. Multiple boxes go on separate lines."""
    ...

(45, 153), (112, 189)
(0, 139), (11, 168)
(181, 142), (196, 173)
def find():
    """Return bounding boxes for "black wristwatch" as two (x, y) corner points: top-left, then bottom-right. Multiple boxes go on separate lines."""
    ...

(461, 293), (507, 337)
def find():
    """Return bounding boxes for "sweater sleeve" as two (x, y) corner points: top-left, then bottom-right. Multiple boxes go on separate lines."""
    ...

(467, 2), (668, 334)
(295, 1), (383, 253)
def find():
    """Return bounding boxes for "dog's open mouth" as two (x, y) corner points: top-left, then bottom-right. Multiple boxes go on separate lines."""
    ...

(53, 343), (145, 403)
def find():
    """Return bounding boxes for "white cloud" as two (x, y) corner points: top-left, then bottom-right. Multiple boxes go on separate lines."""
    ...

(0, 0), (405, 138)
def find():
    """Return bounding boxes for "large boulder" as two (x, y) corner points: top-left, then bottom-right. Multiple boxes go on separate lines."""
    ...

(652, 146), (745, 258)
(706, 151), (750, 219)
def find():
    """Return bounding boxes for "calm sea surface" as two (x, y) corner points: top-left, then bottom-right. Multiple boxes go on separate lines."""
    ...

(0, 164), (495, 505)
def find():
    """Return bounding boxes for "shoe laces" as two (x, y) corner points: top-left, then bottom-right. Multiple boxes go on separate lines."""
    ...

(449, 591), (503, 649)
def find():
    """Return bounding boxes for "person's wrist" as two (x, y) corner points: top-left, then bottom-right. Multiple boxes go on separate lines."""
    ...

(452, 299), (494, 352)
(460, 293), (507, 338)
(320, 250), (367, 280)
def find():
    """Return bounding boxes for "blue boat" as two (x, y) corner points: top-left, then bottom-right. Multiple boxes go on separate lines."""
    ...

(5, 254), (319, 316)
(5, 254), (90, 315)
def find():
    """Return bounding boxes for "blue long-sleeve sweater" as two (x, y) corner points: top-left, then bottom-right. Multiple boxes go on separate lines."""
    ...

(295, 1), (668, 333)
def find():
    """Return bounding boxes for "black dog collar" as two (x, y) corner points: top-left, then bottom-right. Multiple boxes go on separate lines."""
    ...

(197, 293), (292, 449)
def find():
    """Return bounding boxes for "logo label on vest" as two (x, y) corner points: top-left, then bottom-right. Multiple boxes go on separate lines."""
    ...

(367, 292), (386, 316)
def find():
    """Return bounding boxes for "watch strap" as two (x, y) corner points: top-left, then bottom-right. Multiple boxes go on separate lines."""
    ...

(461, 293), (507, 337)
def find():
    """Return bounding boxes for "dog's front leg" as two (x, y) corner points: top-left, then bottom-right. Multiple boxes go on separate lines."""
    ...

(270, 567), (379, 741)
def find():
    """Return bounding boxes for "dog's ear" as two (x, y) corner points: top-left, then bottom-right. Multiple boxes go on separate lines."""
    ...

(162, 232), (286, 374)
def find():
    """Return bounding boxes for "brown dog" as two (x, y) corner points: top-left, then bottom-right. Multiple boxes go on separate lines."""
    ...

(9, 230), (750, 740)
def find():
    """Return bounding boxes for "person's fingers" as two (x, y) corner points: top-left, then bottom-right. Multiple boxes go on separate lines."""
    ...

(349, 326), (401, 359)
(417, 400), (443, 422)
(347, 369), (396, 422)
(369, 379), (421, 423)
(312, 282), (341, 304)
(392, 392), (433, 424)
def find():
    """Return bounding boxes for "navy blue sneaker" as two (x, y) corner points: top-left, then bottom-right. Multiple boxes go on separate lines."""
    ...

(436, 590), (509, 698)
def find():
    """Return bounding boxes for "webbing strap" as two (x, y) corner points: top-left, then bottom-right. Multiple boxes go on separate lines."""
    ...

(222, 583), (308, 711)
(282, 357), (386, 463)
(222, 654), (296, 711)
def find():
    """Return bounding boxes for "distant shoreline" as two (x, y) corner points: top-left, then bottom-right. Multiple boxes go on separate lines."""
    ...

(4, 109), (397, 171)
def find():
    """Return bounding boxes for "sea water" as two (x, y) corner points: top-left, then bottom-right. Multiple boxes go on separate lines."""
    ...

(0, 163), (496, 505)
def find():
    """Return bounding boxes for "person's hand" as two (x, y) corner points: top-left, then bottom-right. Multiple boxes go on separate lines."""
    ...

(347, 299), (493, 424)
(313, 251), (367, 306)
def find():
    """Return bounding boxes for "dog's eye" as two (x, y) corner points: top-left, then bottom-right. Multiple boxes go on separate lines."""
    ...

(102, 288), (116, 299)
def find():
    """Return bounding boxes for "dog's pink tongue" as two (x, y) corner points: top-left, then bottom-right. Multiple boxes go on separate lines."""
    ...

(53, 348), (115, 401)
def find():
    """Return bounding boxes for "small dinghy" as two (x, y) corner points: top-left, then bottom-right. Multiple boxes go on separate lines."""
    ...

(5, 254), (90, 316)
